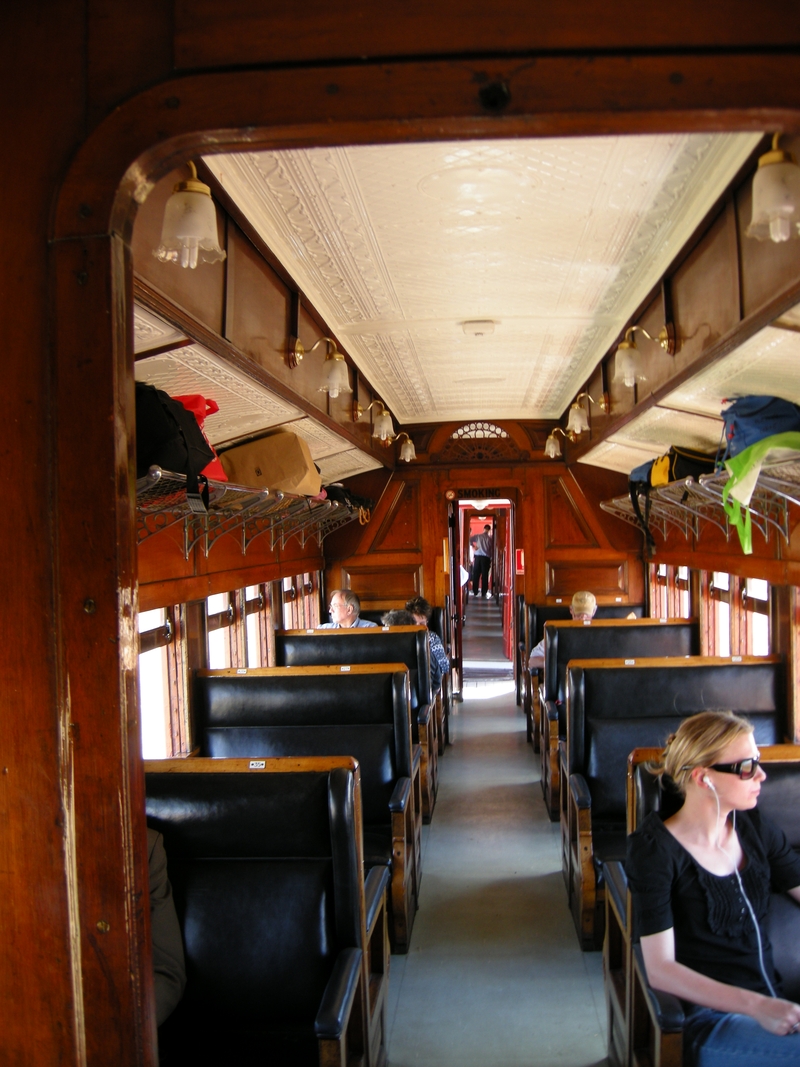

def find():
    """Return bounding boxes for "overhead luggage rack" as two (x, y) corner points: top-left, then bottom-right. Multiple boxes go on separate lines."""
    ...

(601, 458), (800, 548)
(136, 466), (363, 558)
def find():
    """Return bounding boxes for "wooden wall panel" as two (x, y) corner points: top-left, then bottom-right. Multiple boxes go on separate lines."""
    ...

(343, 563), (423, 607)
(546, 560), (628, 599)
(225, 221), (292, 379)
(131, 166), (225, 335)
(372, 482), (421, 551)
(544, 476), (597, 548)
(669, 204), (740, 374)
(174, 0), (800, 70)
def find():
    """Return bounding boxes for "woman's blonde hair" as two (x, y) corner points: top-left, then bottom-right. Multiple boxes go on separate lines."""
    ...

(654, 710), (754, 796)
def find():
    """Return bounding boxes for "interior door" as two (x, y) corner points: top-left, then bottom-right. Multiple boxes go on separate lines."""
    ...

(448, 499), (463, 699)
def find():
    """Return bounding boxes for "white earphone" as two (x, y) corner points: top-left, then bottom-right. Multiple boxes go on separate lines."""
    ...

(703, 774), (716, 790)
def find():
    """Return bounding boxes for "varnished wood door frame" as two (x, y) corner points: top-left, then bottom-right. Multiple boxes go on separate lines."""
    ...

(52, 53), (800, 1067)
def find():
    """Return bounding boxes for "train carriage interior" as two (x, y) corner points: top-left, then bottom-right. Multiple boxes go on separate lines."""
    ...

(6, 4), (800, 1065)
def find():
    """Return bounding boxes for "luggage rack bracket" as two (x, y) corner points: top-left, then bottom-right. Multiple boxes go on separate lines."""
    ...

(136, 467), (363, 559)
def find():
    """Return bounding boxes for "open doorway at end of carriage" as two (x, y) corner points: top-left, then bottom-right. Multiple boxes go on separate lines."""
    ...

(447, 492), (516, 699)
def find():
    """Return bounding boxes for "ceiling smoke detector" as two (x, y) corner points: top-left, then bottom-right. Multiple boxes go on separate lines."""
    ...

(462, 319), (496, 336)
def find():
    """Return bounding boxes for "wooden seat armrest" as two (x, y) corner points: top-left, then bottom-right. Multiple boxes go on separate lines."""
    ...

(364, 866), (390, 939)
(603, 859), (628, 922)
(417, 703), (431, 727)
(544, 699), (559, 724)
(388, 776), (412, 813)
(632, 945), (685, 1032)
(412, 744), (421, 773)
(569, 771), (592, 810)
(314, 947), (363, 1040)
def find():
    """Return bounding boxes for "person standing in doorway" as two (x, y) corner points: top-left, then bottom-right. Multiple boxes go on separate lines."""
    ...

(471, 524), (493, 598)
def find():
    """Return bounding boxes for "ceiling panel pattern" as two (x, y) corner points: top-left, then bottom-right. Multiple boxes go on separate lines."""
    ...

(208, 133), (758, 423)
(610, 405), (723, 452)
(317, 448), (383, 482)
(133, 304), (188, 354)
(664, 319), (800, 416)
(135, 344), (303, 444)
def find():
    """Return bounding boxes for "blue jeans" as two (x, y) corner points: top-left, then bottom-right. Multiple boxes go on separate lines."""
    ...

(684, 1007), (800, 1066)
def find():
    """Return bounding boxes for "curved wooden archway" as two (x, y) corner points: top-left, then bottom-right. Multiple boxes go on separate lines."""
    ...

(39, 25), (800, 1065)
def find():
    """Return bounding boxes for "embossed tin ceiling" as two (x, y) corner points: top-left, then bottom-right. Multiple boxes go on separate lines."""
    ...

(206, 133), (759, 424)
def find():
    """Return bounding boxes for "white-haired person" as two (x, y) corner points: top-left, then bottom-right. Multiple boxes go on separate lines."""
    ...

(318, 589), (378, 629)
(527, 590), (597, 670)
(626, 710), (800, 1066)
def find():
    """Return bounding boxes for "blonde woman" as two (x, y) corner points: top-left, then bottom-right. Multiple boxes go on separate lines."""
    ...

(627, 711), (800, 1066)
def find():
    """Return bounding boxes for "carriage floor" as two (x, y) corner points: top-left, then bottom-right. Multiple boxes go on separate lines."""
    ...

(385, 596), (608, 1066)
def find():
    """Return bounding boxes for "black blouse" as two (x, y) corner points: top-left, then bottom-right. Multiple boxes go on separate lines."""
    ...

(627, 810), (800, 996)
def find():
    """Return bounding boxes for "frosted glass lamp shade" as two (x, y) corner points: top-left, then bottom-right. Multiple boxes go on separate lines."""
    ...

(399, 437), (416, 462)
(613, 346), (645, 388)
(154, 180), (227, 269)
(320, 354), (352, 398)
(566, 403), (590, 435)
(373, 408), (394, 441)
(746, 152), (800, 243)
(544, 433), (562, 459)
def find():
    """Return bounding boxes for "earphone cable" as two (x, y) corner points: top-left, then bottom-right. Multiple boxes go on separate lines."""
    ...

(710, 789), (777, 999)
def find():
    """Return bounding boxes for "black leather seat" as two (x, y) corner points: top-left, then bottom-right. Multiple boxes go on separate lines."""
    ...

(564, 654), (783, 950)
(276, 627), (438, 820)
(540, 619), (699, 821)
(146, 756), (389, 1067)
(193, 665), (419, 953)
(521, 602), (643, 747)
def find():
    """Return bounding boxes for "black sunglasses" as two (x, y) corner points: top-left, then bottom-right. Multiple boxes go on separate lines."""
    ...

(709, 757), (762, 780)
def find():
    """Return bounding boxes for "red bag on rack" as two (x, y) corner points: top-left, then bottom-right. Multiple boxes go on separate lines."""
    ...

(173, 395), (228, 482)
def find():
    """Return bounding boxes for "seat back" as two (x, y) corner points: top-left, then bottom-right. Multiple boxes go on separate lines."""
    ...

(526, 602), (644, 656)
(193, 667), (413, 826)
(276, 627), (432, 709)
(569, 656), (783, 825)
(543, 619), (699, 707)
(629, 744), (800, 1000)
(145, 758), (361, 1029)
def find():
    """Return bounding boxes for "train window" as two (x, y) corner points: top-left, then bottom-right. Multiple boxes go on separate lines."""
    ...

(282, 576), (298, 629)
(245, 584), (267, 667)
(711, 572), (731, 657)
(744, 577), (770, 655)
(281, 572), (321, 629)
(207, 592), (233, 668)
(138, 608), (171, 758)
(676, 566), (691, 617)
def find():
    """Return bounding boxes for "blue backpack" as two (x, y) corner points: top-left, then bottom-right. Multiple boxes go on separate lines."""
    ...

(721, 396), (800, 460)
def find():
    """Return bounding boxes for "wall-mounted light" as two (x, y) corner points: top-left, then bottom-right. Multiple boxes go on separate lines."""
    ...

(154, 162), (227, 270)
(353, 400), (395, 442)
(613, 323), (675, 388)
(544, 426), (574, 459)
(288, 336), (352, 398)
(746, 133), (800, 243)
(395, 432), (416, 462)
(566, 391), (610, 435)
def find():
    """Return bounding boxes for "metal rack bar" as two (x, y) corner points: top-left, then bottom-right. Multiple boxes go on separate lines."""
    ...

(136, 466), (363, 557)
(655, 478), (730, 539)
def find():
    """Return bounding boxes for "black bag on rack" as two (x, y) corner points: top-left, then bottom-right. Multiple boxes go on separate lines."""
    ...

(628, 446), (717, 555)
(135, 382), (214, 511)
